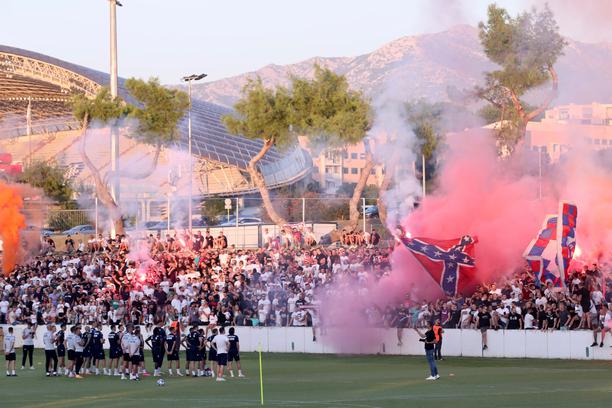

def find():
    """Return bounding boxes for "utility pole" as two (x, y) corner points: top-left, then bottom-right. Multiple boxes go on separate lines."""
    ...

(422, 154), (426, 198)
(181, 73), (207, 232)
(109, 0), (122, 237)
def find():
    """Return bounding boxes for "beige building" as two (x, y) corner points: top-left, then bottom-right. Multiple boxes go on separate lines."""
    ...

(527, 103), (612, 161)
(304, 140), (384, 193)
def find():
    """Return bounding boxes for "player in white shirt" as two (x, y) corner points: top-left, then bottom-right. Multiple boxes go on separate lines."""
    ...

(21, 321), (35, 370)
(211, 327), (230, 381)
(66, 327), (77, 378)
(73, 326), (85, 378)
(4, 327), (17, 376)
(120, 326), (132, 380)
(43, 324), (58, 376)
(127, 326), (142, 381)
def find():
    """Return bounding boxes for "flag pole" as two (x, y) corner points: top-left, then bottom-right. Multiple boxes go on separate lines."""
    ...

(258, 343), (264, 405)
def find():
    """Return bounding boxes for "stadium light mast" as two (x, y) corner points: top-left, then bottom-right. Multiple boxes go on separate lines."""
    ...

(181, 73), (207, 232)
(109, 0), (122, 237)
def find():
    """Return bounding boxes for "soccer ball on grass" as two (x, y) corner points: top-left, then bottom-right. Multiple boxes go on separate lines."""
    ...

(156, 378), (166, 386)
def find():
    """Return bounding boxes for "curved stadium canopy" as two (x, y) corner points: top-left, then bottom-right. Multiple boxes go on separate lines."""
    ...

(0, 45), (311, 197)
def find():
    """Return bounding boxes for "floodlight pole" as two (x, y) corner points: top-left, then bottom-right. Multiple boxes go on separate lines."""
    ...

(181, 73), (207, 232)
(109, 0), (121, 237)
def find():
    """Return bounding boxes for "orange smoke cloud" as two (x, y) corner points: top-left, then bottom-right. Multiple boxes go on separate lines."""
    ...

(0, 181), (26, 276)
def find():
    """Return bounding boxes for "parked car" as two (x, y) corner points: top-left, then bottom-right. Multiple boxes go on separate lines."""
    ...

(62, 225), (95, 236)
(364, 205), (379, 218)
(24, 225), (53, 236)
(218, 217), (263, 227)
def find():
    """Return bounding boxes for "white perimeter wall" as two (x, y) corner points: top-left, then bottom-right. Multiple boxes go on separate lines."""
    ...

(2, 325), (610, 361)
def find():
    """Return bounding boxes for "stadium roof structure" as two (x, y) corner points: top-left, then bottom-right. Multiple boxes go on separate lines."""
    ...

(0, 45), (311, 197)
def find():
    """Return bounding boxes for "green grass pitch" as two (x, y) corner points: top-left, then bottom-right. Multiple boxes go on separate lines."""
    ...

(1, 350), (611, 407)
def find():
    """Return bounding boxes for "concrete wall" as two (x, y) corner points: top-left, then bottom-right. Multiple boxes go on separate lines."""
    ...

(2, 325), (610, 360)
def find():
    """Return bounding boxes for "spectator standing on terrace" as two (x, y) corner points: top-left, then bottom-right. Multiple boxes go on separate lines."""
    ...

(477, 306), (491, 351)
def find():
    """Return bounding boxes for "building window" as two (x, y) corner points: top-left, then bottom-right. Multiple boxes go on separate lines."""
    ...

(343, 151), (348, 159)
(334, 167), (339, 174)
(343, 167), (348, 174)
(359, 153), (366, 159)
(370, 169), (376, 175)
(350, 153), (358, 159)
(351, 168), (358, 174)
(559, 110), (569, 120)
(602, 139), (609, 145)
(594, 139), (601, 145)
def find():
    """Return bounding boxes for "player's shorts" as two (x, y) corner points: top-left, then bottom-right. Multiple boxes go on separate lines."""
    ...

(152, 350), (164, 363)
(186, 349), (197, 361)
(216, 353), (228, 366)
(123, 353), (131, 362)
(138, 353), (145, 363)
(57, 345), (66, 357)
(109, 348), (122, 359)
(83, 349), (92, 358)
(228, 351), (240, 362)
(94, 349), (106, 360)
(480, 327), (489, 333)
(67, 350), (76, 361)
(208, 350), (217, 362)
(167, 352), (179, 361)
(5, 352), (16, 361)
(130, 355), (140, 365)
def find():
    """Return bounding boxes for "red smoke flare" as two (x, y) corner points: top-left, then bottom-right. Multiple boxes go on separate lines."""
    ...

(0, 182), (26, 276)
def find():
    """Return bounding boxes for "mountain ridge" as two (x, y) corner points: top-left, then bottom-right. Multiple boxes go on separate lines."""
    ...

(187, 25), (612, 108)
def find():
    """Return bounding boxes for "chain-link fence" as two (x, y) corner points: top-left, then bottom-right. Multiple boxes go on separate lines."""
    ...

(22, 197), (385, 235)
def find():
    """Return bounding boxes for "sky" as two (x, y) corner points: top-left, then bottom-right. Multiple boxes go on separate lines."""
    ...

(1, 0), (611, 85)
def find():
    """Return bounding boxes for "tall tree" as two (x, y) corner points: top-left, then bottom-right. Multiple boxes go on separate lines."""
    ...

(17, 161), (74, 203)
(223, 79), (294, 226)
(72, 78), (189, 235)
(291, 66), (372, 230)
(476, 4), (566, 153)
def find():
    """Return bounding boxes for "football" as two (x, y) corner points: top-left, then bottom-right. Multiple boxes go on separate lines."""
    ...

(156, 378), (166, 387)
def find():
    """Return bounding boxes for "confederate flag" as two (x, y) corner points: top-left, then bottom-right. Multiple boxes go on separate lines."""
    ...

(397, 233), (478, 296)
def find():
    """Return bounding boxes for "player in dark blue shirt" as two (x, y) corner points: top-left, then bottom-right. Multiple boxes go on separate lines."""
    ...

(108, 325), (122, 376)
(145, 322), (166, 376)
(207, 328), (218, 379)
(55, 323), (66, 376)
(165, 326), (182, 376)
(81, 326), (93, 374)
(227, 327), (244, 377)
(91, 322), (108, 375)
(198, 328), (208, 377)
(182, 326), (202, 377)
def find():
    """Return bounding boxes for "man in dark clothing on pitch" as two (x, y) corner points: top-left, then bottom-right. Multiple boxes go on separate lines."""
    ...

(414, 322), (439, 380)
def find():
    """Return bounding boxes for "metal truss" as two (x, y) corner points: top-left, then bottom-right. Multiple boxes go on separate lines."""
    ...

(0, 51), (100, 98)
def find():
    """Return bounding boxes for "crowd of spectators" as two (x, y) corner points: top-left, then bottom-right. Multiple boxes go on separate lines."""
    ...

(0, 228), (390, 339)
(1, 228), (610, 347)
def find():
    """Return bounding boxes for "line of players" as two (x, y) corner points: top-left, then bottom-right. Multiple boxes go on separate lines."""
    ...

(4, 322), (244, 381)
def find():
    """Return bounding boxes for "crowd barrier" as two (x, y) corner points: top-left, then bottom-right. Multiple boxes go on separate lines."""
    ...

(2, 325), (611, 361)
(49, 222), (338, 250)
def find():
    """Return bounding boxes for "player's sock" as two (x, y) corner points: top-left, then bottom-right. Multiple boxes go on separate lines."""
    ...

(238, 370), (244, 377)
(230, 370), (234, 377)
(168, 369), (173, 375)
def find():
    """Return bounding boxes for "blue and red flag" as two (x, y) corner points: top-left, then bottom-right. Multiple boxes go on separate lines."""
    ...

(524, 201), (578, 287)
(397, 234), (478, 296)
